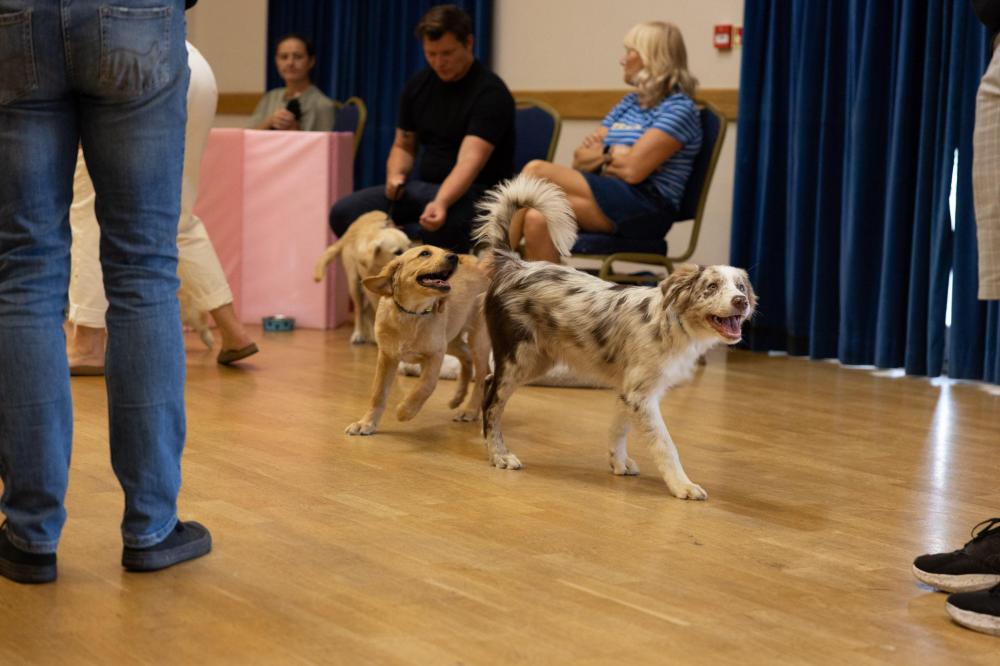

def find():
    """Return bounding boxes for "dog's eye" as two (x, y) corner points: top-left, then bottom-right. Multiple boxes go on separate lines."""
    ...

(706, 282), (719, 293)
(736, 282), (746, 293)
(394, 249), (404, 256)
(419, 250), (431, 257)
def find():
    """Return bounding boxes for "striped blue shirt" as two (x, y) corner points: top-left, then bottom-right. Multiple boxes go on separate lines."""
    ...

(602, 92), (702, 209)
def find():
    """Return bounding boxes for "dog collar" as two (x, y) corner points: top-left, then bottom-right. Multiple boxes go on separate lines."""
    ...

(394, 299), (435, 316)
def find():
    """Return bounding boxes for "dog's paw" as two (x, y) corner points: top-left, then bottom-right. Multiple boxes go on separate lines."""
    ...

(396, 403), (420, 422)
(349, 331), (368, 345)
(345, 421), (377, 436)
(490, 452), (522, 470)
(452, 408), (479, 422)
(668, 481), (708, 500)
(610, 456), (640, 476)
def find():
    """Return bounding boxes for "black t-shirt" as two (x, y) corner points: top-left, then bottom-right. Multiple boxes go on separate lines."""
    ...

(972, 0), (1000, 42)
(398, 60), (515, 187)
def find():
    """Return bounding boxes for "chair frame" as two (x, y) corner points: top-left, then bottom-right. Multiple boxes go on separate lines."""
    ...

(514, 96), (563, 164)
(333, 96), (368, 156)
(574, 101), (728, 283)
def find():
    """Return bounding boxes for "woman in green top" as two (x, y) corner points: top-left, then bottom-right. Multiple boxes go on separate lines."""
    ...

(250, 34), (336, 132)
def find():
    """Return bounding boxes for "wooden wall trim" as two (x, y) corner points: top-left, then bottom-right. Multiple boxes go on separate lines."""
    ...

(218, 88), (739, 121)
(511, 88), (738, 121)
(217, 92), (263, 115)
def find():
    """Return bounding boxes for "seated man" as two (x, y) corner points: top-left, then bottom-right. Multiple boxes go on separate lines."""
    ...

(329, 4), (515, 253)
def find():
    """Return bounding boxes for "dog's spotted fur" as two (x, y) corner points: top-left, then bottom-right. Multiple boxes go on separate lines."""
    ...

(473, 175), (757, 499)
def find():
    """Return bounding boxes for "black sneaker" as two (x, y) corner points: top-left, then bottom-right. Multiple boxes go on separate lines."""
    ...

(122, 520), (212, 572)
(913, 518), (1000, 592)
(0, 521), (57, 584)
(946, 583), (1000, 637)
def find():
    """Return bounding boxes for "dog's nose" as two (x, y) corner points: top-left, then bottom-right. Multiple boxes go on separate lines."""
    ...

(445, 253), (458, 265)
(732, 295), (748, 311)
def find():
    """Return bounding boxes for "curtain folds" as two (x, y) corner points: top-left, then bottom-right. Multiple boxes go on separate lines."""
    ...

(266, 1), (493, 190)
(732, 0), (998, 384)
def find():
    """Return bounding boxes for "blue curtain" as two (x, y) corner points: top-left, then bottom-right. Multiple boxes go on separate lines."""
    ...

(731, 0), (999, 383)
(266, 1), (493, 190)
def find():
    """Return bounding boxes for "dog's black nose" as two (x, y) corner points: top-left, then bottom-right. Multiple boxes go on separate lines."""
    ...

(732, 295), (748, 311)
(445, 253), (458, 265)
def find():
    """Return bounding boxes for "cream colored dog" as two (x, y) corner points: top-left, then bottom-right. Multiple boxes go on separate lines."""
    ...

(345, 245), (490, 435)
(313, 211), (411, 344)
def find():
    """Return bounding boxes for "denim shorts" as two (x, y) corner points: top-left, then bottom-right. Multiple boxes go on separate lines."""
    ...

(580, 171), (676, 239)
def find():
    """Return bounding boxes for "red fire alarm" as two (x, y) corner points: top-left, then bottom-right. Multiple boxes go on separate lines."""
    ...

(714, 24), (732, 50)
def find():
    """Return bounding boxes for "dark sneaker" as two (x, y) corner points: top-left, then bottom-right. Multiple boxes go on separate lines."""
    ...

(913, 518), (1000, 592)
(946, 583), (1000, 637)
(0, 521), (57, 584)
(122, 521), (212, 572)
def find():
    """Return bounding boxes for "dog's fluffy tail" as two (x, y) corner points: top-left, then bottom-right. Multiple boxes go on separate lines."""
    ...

(472, 174), (577, 257)
(313, 238), (346, 282)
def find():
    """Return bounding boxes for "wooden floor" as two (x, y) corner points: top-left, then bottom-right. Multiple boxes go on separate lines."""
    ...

(2, 326), (999, 664)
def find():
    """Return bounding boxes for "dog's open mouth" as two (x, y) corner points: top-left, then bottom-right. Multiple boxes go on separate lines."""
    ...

(709, 314), (743, 341)
(417, 268), (454, 292)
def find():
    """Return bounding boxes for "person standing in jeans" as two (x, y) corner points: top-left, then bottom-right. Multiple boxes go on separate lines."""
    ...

(0, 0), (211, 584)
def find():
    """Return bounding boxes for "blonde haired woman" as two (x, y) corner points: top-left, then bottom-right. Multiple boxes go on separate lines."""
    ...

(510, 21), (702, 263)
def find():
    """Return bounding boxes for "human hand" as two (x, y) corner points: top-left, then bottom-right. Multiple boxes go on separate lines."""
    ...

(385, 175), (407, 201)
(581, 129), (605, 149)
(270, 108), (296, 130)
(609, 144), (632, 158)
(419, 200), (447, 231)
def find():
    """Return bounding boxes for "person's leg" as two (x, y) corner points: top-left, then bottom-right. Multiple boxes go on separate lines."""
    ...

(72, 0), (197, 551)
(0, 3), (78, 578)
(974, 39), (1000, 300)
(66, 149), (110, 372)
(329, 186), (395, 236)
(519, 160), (614, 261)
(174, 44), (255, 358)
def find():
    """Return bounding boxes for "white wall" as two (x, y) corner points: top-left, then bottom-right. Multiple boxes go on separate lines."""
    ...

(186, 0), (268, 128)
(186, 0), (743, 265)
(494, 0), (743, 265)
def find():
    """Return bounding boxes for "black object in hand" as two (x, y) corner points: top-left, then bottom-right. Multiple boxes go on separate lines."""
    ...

(286, 98), (302, 121)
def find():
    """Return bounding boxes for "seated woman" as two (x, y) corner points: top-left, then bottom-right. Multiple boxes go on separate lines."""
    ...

(510, 21), (702, 263)
(249, 33), (336, 132)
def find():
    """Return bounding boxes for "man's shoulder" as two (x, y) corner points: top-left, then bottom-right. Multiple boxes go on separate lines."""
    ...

(474, 64), (513, 96)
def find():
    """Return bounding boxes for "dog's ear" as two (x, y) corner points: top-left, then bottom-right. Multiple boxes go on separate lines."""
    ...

(739, 269), (758, 310)
(660, 263), (702, 309)
(363, 258), (400, 297)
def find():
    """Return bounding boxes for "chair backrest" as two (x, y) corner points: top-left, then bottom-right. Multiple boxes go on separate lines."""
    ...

(677, 102), (726, 223)
(668, 101), (727, 263)
(332, 96), (367, 156)
(513, 97), (562, 172)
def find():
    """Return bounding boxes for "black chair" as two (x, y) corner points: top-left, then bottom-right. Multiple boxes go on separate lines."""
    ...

(514, 97), (561, 172)
(332, 96), (367, 156)
(571, 102), (728, 282)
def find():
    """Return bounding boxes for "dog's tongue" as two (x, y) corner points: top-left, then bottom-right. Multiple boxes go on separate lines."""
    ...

(722, 315), (741, 336)
(425, 278), (449, 289)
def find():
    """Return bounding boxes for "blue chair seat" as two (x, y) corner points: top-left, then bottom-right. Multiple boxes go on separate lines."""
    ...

(573, 232), (667, 256)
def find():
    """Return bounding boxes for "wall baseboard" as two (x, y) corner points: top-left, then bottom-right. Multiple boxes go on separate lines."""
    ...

(218, 88), (739, 121)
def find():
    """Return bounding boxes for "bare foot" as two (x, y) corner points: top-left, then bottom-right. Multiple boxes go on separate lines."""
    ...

(210, 302), (255, 351)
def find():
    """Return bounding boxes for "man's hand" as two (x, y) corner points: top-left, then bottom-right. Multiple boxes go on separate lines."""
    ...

(419, 200), (447, 230)
(385, 174), (407, 201)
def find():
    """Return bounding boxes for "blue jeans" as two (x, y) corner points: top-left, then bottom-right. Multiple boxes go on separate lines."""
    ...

(0, 0), (189, 552)
(328, 180), (488, 253)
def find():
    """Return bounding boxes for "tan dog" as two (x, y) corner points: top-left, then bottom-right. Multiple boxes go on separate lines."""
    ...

(345, 245), (490, 435)
(313, 211), (411, 344)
